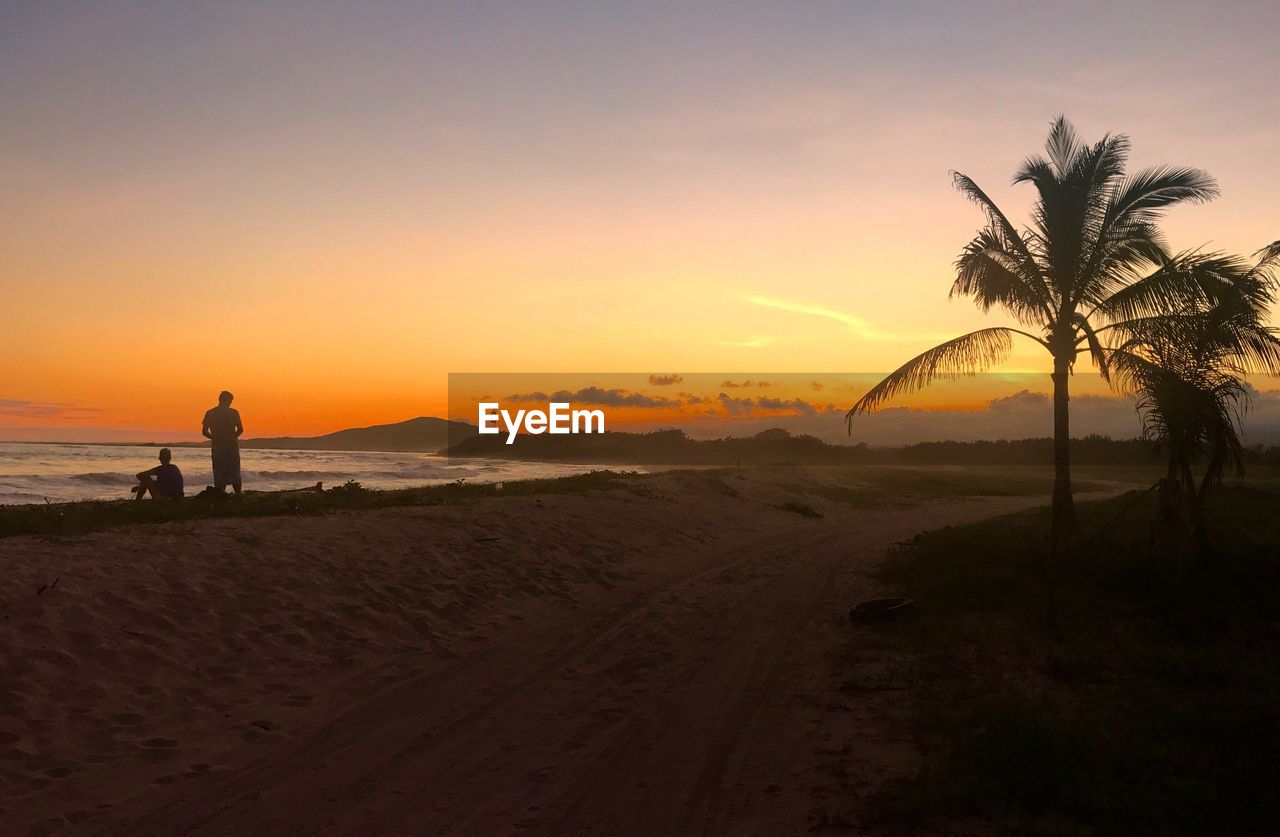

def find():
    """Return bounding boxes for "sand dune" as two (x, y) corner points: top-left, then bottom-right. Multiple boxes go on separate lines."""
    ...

(1, 467), (1094, 835)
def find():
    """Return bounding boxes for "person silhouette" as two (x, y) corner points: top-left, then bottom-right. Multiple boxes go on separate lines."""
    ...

(132, 447), (185, 500)
(202, 390), (244, 494)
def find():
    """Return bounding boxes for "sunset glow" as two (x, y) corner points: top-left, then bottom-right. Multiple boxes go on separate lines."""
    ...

(4, 2), (1279, 440)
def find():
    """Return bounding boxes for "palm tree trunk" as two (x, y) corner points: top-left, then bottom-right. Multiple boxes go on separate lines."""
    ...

(1051, 352), (1076, 528)
(1048, 352), (1076, 618)
(1180, 461), (1203, 574)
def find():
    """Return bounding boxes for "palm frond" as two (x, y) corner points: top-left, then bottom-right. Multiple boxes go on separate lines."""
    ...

(1073, 165), (1215, 307)
(1013, 155), (1056, 190)
(846, 328), (1026, 428)
(1229, 323), (1280, 375)
(1044, 115), (1081, 177)
(1088, 254), (1223, 323)
(951, 229), (1054, 325)
(1106, 166), (1219, 226)
(950, 172), (1048, 292)
(1236, 240), (1280, 305)
(1067, 133), (1130, 217)
(1249, 240), (1280, 281)
(1076, 218), (1171, 304)
(1073, 313), (1110, 380)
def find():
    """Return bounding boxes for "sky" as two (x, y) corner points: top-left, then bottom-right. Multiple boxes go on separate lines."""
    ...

(3, 1), (1279, 440)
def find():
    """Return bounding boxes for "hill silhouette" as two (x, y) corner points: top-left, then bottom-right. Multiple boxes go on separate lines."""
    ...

(240, 417), (475, 453)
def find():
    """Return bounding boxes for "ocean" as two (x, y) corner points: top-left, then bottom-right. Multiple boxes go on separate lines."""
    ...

(0, 443), (635, 505)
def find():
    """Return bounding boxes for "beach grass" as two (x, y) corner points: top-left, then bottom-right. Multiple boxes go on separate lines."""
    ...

(0, 470), (640, 539)
(857, 481), (1280, 835)
(811, 464), (1149, 507)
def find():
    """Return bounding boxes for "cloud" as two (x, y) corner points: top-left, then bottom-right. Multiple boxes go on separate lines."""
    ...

(0, 397), (99, 420)
(754, 396), (818, 415)
(830, 387), (1280, 446)
(504, 387), (683, 408)
(716, 393), (819, 417)
(840, 389), (1143, 445)
(717, 393), (754, 415)
(989, 390), (1049, 411)
(648, 374), (684, 386)
(647, 388), (1147, 444)
(744, 295), (946, 342)
(810, 381), (825, 391)
(719, 379), (772, 388)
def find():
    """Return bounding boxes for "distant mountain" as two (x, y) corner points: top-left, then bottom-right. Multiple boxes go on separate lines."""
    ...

(241, 417), (476, 453)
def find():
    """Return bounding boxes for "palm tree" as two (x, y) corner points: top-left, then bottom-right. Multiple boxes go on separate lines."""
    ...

(1108, 244), (1280, 565)
(1136, 365), (1247, 567)
(846, 117), (1226, 569)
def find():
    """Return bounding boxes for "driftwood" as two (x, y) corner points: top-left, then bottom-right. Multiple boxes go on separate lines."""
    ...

(265, 482), (325, 494)
(849, 597), (915, 622)
(195, 482), (325, 499)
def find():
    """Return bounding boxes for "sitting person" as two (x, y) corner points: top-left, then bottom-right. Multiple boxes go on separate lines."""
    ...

(132, 448), (185, 501)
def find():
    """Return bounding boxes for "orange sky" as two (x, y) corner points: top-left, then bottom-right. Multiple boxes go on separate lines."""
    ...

(3, 3), (1278, 441)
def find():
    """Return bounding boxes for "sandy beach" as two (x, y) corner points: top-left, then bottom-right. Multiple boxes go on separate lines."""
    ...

(2, 467), (1099, 835)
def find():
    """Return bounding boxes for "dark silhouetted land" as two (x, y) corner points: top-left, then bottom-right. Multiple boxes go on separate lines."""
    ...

(848, 481), (1280, 834)
(0, 465), (1133, 833)
(4, 465), (1276, 835)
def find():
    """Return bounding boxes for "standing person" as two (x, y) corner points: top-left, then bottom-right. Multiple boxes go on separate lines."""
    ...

(202, 390), (244, 495)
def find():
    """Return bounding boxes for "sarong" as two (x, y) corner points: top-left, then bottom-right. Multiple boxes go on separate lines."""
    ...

(211, 440), (241, 487)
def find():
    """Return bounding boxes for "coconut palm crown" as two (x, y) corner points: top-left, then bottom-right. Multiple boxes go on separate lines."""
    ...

(846, 117), (1280, 558)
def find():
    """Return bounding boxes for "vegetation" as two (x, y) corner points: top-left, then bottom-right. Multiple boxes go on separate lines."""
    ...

(0, 471), (638, 539)
(1108, 244), (1280, 567)
(811, 465), (1124, 507)
(845, 116), (1279, 578)
(859, 484), (1280, 835)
